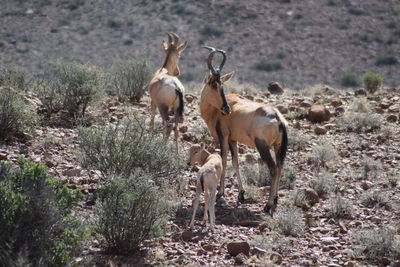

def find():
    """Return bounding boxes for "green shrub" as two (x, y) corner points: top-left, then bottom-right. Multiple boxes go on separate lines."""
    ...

(254, 60), (283, 72)
(341, 72), (361, 87)
(281, 165), (297, 189)
(362, 70), (383, 93)
(112, 60), (151, 102)
(78, 117), (183, 181)
(0, 87), (35, 140)
(375, 55), (398, 66)
(36, 62), (102, 118)
(0, 66), (28, 91)
(200, 25), (224, 37)
(96, 171), (170, 254)
(0, 158), (83, 266)
(354, 228), (400, 263)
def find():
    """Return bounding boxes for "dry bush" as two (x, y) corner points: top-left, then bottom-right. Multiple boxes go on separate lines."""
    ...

(349, 98), (370, 112)
(273, 206), (306, 237)
(309, 142), (339, 168)
(327, 196), (355, 219)
(338, 112), (381, 133)
(353, 228), (400, 263)
(250, 232), (293, 257)
(0, 66), (29, 91)
(361, 157), (382, 180)
(310, 170), (334, 198)
(281, 165), (297, 189)
(361, 190), (388, 208)
(288, 128), (308, 150)
(299, 84), (337, 97)
(225, 79), (260, 95)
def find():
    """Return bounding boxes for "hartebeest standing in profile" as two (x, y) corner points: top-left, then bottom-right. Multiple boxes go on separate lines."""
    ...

(199, 47), (288, 215)
(148, 33), (187, 152)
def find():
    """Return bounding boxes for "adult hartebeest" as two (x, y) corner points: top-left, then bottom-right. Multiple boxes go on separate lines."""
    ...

(199, 47), (288, 215)
(148, 33), (187, 152)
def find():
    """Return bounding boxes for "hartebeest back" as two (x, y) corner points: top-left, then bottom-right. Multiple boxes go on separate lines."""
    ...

(148, 33), (187, 152)
(199, 47), (288, 215)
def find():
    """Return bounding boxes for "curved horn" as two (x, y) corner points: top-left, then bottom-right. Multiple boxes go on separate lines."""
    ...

(217, 49), (226, 71)
(167, 33), (173, 44)
(170, 32), (180, 44)
(202, 46), (217, 75)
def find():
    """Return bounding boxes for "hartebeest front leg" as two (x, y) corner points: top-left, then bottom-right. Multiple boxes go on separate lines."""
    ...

(149, 101), (157, 133)
(174, 117), (179, 153)
(229, 141), (245, 203)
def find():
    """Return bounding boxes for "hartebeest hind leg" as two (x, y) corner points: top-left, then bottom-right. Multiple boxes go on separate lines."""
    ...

(217, 137), (229, 199)
(255, 138), (279, 215)
(229, 141), (245, 203)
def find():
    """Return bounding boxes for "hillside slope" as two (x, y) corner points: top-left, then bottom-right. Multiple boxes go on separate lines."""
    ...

(0, 0), (399, 89)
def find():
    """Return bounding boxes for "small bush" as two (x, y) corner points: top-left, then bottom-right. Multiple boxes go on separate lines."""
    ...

(250, 233), (293, 256)
(200, 25), (224, 37)
(361, 157), (381, 180)
(310, 170), (333, 198)
(309, 143), (339, 168)
(96, 171), (170, 254)
(36, 62), (102, 118)
(349, 98), (370, 112)
(281, 165), (297, 189)
(0, 87), (35, 140)
(288, 129), (308, 150)
(112, 60), (151, 102)
(341, 72), (361, 87)
(327, 196), (354, 219)
(353, 228), (400, 262)
(362, 70), (383, 93)
(0, 158), (83, 266)
(107, 18), (124, 28)
(78, 117), (183, 181)
(375, 55), (398, 66)
(339, 112), (381, 133)
(274, 206), (305, 237)
(361, 191), (388, 208)
(254, 60), (283, 72)
(0, 66), (28, 91)
(348, 8), (365, 16)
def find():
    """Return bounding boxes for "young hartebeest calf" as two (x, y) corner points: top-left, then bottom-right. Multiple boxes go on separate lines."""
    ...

(148, 33), (187, 152)
(199, 47), (288, 215)
(187, 144), (222, 229)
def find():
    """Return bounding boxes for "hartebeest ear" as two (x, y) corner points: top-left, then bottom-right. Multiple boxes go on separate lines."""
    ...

(221, 71), (235, 83)
(177, 41), (187, 53)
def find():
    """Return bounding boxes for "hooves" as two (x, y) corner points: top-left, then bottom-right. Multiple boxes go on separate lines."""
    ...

(263, 203), (277, 217)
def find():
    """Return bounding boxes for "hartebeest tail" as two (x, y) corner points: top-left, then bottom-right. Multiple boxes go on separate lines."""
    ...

(148, 33), (187, 152)
(188, 144), (222, 229)
(199, 46), (289, 216)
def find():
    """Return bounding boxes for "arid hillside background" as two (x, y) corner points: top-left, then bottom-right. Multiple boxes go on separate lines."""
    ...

(1, 0), (399, 89)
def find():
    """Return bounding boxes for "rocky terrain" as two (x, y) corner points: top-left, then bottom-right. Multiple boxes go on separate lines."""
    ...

(1, 0), (399, 89)
(1, 82), (399, 266)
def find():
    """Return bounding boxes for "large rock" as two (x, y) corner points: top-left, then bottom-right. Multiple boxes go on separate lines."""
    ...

(267, 82), (284, 94)
(298, 188), (320, 205)
(227, 241), (250, 257)
(354, 88), (367, 96)
(308, 105), (331, 123)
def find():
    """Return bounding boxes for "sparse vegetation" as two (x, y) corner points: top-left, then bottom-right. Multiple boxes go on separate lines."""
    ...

(327, 196), (355, 219)
(274, 206), (306, 237)
(281, 165), (297, 189)
(254, 60), (283, 72)
(310, 170), (333, 198)
(200, 25), (224, 37)
(361, 190), (388, 208)
(78, 117), (183, 181)
(362, 70), (383, 93)
(341, 72), (361, 87)
(375, 55), (398, 66)
(309, 143), (339, 168)
(36, 62), (103, 118)
(353, 228), (400, 263)
(0, 66), (28, 91)
(349, 98), (370, 112)
(0, 158), (83, 266)
(0, 87), (36, 140)
(361, 157), (381, 180)
(339, 112), (381, 133)
(112, 59), (151, 102)
(96, 171), (170, 254)
(288, 129), (308, 150)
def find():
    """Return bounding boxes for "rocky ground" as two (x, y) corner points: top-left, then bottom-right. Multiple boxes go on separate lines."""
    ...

(1, 84), (400, 266)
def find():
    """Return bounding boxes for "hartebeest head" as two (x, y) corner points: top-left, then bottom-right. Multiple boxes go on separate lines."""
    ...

(202, 46), (234, 116)
(161, 33), (187, 76)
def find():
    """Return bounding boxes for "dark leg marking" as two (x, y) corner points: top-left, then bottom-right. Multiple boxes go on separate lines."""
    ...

(255, 138), (275, 176)
(158, 103), (169, 121)
(215, 120), (224, 156)
(175, 89), (184, 123)
(200, 174), (205, 192)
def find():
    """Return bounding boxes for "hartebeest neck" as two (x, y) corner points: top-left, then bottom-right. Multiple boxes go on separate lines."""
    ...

(199, 87), (219, 123)
(161, 51), (179, 76)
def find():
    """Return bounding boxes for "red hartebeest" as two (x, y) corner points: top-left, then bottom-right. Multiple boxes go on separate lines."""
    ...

(199, 47), (288, 215)
(148, 33), (187, 152)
